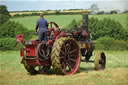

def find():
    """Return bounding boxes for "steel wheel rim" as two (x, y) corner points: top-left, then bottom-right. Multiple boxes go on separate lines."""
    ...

(59, 39), (80, 74)
(99, 52), (106, 70)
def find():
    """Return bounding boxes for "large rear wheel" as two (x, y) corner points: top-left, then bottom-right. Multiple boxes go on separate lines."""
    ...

(22, 59), (38, 74)
(22, 59), (50, 74)
(51, 37), (81, 75)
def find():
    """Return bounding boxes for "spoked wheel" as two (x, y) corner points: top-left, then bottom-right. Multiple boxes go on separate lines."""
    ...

(95, 52), (106, 70)
(22, 59), (38, 74)
(22, 59), (50, 74)
(51, 37), (81, 75)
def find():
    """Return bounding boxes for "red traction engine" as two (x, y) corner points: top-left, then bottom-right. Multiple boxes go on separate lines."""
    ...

(16, 12), (106, 75)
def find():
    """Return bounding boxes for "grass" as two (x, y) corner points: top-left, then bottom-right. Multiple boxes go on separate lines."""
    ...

(0, 51), (128, 85)
(11, 13), (128, 30)
(11, 15), (81, 30)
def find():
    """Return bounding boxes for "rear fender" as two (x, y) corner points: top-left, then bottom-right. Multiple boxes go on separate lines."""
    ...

(55, 31), (66, 41)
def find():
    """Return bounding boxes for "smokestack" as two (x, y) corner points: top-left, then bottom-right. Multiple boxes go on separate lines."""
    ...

(82, 11), (88, 33)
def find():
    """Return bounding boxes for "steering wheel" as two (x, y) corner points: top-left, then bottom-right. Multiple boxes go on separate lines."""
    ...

(47, 22), (60, 40)
(48, 22), (60, 30)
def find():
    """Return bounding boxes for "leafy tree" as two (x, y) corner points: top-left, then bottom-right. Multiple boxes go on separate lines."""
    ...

(13, 14), (20, 17)
(55, 10), (60, 15)
(0, 21), (32, 40)
(97, 11), (104, 14)
(123, 9), (128, 13)
(126, 16), (128, 27)
(117, 29), (128, 41)
(0, 5), (10, 25)
(0, 5), (10, 17)
(0, 14), (9, 25)
(66, 19), (78, 30)
(43, 11), (48, 15)
(110, 10), (118, 14)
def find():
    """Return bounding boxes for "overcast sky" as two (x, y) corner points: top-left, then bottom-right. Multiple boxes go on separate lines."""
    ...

(0, 0), (128, 12)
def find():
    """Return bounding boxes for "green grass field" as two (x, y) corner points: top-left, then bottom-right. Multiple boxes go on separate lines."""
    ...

(11, 13), (128, 30)
(11, 15), (81, 30)
(0, 51), (128, 85)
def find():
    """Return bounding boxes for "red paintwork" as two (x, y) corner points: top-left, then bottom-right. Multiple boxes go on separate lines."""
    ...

(26, 59), (51, 66)
(55, 31), (66, 41)
(73, 31), (78, 35)
(85, 43), (90, 51)
(53, 30), (59, 36)
(24, 41), (41, 56)
(20, 41), (51, 66)
(82, 29), (88, 38)
(16, 34), (23, 43)
(47, 28), (51, 36)
(20, 48), (25, 57)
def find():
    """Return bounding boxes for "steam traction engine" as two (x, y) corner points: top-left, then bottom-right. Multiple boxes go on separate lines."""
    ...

(16, 12), (106, 75)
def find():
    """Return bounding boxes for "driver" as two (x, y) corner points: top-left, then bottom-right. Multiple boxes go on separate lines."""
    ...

(35, 13), (48, 41)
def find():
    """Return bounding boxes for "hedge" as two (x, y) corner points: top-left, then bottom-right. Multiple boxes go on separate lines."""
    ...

(95, 37), (128, 51)
(0, 38), (17, 50)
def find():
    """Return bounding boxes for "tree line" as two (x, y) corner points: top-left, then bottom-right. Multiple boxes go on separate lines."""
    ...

(11, 10), (128, 18)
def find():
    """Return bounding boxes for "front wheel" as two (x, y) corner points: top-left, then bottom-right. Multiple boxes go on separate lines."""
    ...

(95, 52), (106, 70)
(51, 37), (81, 75)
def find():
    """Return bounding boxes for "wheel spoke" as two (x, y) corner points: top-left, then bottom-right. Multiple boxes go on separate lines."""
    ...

(66, 60), (73, 71)
(60, 52), (67, 59)
(69, 54), (74, 57)
(60, 50), (65, 55)
(67, 42), (71, 53)
(69, 57), (77, 62)
(69, 49), (77, 54)
(63, 43), (67, 53)
(62, 61), (66, 72)
(41, 50), (45, 57)
(60, 55), (65, 60)
(99, 58), (104, 64)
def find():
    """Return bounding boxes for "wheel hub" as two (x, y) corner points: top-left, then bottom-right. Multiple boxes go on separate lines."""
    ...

(66, 54), (70, 59)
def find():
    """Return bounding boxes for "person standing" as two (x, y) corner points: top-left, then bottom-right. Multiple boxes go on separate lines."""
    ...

(35, 13), (48, 41)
